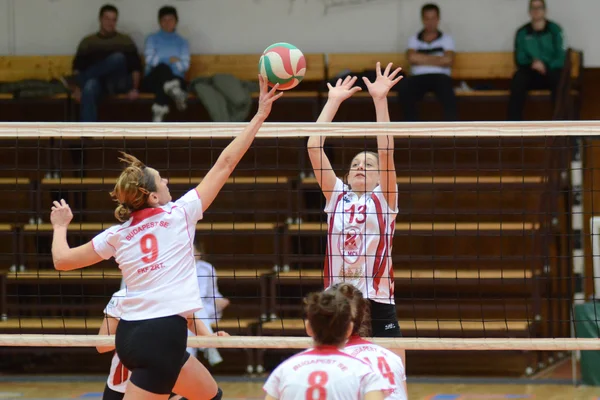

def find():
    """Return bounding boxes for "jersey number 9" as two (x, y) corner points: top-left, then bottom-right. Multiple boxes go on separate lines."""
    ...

(140, 234), (159, 263)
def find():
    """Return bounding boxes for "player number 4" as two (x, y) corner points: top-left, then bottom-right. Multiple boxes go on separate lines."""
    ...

(363, 356), (395, 385)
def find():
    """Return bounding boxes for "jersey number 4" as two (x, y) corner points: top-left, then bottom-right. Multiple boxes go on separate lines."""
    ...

(140, 234), (159, 263)
(305, 371), (328, 400)
(364, 356), (395, 385)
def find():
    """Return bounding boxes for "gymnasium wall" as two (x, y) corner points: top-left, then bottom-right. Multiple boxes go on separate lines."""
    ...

(2, 0), (599, 66)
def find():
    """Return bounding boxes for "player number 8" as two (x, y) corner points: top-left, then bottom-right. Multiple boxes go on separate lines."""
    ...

(305, 370), (328, 400)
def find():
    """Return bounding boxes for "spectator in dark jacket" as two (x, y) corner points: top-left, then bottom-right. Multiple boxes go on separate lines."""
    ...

(62, 4), (142, 122)
(507, 0), (566, 121)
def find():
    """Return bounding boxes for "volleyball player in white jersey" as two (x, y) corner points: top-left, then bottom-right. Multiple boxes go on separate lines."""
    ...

(263, 288), (394, 400)
(50, 76), (282, 400)
(307, 63), (404, 359)
(334, 283), (407, 400)
(98, 289), (227, 400)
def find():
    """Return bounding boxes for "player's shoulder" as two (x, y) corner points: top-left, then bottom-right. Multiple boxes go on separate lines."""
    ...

(516, 22), (533, 35)
(438, 31), (454, 41)
(546, 20), (563, 33)
(174, 188), (201, 206)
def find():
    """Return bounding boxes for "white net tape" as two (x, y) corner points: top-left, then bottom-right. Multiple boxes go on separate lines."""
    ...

(1, 335), (599, 350)
(0, 121), (599, 138)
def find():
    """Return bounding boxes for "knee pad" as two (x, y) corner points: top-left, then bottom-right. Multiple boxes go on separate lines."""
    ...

(211, 387), (223, 400)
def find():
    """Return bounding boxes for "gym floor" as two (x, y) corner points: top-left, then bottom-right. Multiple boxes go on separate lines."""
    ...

(0, 376), (598, 400)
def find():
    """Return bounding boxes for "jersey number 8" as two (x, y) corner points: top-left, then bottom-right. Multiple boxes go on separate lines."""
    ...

(305, 371), (328, 400)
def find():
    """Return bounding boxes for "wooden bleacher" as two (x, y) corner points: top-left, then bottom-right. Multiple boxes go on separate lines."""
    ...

(326, 50), (582, 119)
(0, 49), (583, 121)
(0, 53), (575, 376)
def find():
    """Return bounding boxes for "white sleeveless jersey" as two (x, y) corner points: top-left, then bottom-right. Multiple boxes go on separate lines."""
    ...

(104, 289), (129, 393)
(324, 178), (398, 304)
(263, 346), (394, 400)
(93, 189), (204, 321)
(343, 336), (407, 400)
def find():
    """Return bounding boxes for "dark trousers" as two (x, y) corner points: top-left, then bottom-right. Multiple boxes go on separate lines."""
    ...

(141, 63), (186, 106)
(507, 67), (563, 121)
(398, 73), (457, 121)
(77, 52), (132, 122)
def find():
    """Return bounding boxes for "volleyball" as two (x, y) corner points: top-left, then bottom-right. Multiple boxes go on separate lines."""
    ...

(258, 42), (306, 90)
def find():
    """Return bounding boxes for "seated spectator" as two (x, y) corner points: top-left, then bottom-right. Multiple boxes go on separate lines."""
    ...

(187, 240), (230, 366)
(507, 0), (566, 121)
(142, 6), (190, 122)
(398, 3), (457, 121)
(62, 4), (141, 122)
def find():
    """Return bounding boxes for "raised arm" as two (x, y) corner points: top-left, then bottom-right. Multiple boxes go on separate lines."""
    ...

(362, 62), (402, 208)
(196, 76), (282, 212)
(307, 76), (362, 202)
(51, 200), (103, 271)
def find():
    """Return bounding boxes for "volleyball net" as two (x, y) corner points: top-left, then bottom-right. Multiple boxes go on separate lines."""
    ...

(0, 121), (599, 376)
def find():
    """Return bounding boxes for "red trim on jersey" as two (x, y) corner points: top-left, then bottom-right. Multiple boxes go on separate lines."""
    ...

(130, 207), (165, 226)
(194, 187), (201, 200)
(389, 220), (396, 297)
(325, 192), (345, 288)
(303, 345), (360, 361)
(113, 360), (129, 386)
(346, 335), (373, 347)
(371, 195), (387, 292)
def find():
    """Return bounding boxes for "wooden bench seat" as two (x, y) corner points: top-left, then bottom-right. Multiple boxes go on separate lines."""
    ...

(301, 176), (545, 186)
(327, 51), (581, 82)
(260, 318), (529, 333)
(22, 223), (115, 232)
(0, 317), (256, 332)
(326, 50), (582, 119)
(19, 222), (278, 232)
(287, 221), (539, 232)
(268, 269), (536, 318)
(0, 178), (31, 185)
(196, 222), (278, 231)
(41, 176), (289, 186)
(273, 268), (533, 280)
(6, 269), (121, 281)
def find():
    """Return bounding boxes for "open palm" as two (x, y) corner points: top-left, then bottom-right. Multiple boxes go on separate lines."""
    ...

(327, 75), (362, 102)
(363, 62), (403, 100)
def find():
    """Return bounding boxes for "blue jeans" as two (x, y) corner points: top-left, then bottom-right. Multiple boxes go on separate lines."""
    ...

(78, 52), (132, 122)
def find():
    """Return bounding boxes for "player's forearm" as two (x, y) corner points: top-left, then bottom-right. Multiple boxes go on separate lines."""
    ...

(188, 317), (213, 336)
(308, 99), (340, 151)
(217, 115), (264, 171)
(52, 226), (73, 271)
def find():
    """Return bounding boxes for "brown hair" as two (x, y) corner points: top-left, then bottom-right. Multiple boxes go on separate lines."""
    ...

(331, 283), (371, 337)
(344, 151), (380, 188)
(304, 289), (354, 347)
(110, 152), (158, 222)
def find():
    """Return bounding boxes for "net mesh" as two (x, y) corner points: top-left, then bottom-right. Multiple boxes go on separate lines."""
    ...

(0, 122), (599, 376)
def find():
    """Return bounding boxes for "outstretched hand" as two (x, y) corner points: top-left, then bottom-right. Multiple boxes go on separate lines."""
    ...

(50, 199), (73, 228)
(362, 62), (403, 101)
(327, 75), (362, 103)
(256, 75), (284, 120)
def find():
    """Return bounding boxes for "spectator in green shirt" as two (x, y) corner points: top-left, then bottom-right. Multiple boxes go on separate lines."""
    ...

(508, 0), (566, 121)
